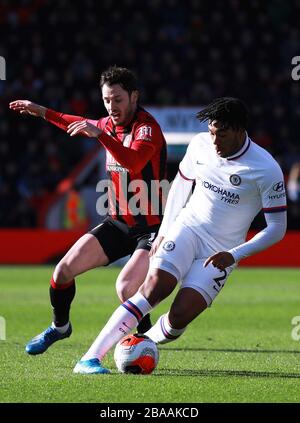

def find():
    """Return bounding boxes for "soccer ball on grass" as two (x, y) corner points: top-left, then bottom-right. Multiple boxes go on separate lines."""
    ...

(114, 333), (159, 374)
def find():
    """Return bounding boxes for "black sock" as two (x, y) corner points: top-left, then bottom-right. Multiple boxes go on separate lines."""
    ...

(49, 281), (76, 327)
(137, 313), (152, 334)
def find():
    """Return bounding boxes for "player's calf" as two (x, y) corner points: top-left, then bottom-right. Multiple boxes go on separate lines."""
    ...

(137, 313), (152, 333)
(53, 261), (75, 285)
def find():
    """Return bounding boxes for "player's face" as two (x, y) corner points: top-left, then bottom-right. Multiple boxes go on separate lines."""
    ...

(208, 120), (245, 158)
(102, 83), (138, 126)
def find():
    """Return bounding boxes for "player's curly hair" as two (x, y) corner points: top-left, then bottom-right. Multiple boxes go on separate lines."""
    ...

(196, 97), (249, 130)
(100, 65), (138, 94)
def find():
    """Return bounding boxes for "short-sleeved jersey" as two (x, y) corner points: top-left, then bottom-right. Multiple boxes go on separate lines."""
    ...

(178, 133), (287, 252)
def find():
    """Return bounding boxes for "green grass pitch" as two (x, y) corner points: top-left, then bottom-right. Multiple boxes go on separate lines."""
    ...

(0, 265), (300, 403)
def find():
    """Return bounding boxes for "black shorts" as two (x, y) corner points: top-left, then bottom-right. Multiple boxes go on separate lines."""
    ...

(88, 217), (160, 264)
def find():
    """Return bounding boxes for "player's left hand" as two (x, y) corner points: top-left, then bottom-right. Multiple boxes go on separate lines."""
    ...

(67, 121), (102, 138)
(204, 251), (235, 270)
(149, 235), (164, 258)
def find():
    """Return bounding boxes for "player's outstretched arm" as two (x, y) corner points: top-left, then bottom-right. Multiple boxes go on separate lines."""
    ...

(204, 212), (287, 271)
(9, 99), (91, 133)
(9, 100), (47, 118)
(227, 212), (287, 263)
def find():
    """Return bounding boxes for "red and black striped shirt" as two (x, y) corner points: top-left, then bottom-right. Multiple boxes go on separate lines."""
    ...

(45, 107), (167, 229)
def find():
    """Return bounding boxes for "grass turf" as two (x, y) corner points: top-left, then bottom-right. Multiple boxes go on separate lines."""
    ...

(0, 265), (299, 403)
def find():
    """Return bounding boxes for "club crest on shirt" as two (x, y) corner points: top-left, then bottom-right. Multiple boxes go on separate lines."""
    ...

(230, 174), (241, 186)
(136, 125), (152, 141)
(163, 241), (175, 251)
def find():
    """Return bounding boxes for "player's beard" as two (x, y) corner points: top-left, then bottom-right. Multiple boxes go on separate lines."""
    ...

(115, 103), (136, 127)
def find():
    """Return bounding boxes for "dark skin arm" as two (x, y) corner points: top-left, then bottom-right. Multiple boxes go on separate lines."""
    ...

(204, 251), (235, 270)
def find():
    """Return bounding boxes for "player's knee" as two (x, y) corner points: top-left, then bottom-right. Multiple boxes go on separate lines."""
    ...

(139, 271), (173, 307)
(116, 279), (131, 302)
(53, 261), (74, 285)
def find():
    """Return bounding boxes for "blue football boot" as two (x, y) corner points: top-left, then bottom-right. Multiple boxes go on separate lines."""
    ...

(25, 323), (72, 355)
(73, 358), (110, 374)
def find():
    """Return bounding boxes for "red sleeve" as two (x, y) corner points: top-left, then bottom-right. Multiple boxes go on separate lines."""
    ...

(98, 131), (156, 174)
(98, 120), (164, 174)
(45, 108), (87, 132)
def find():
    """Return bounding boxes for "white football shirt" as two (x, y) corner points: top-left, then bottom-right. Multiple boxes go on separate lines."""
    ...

(177, 133), (287, 252)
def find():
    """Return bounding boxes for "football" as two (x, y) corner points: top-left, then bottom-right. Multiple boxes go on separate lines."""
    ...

(114, 333), (159, 374)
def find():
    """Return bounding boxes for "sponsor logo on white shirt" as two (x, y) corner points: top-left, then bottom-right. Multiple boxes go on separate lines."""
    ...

(202, 180), (240, 204)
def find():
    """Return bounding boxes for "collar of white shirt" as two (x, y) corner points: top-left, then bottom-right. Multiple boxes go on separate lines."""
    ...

(226, 134), (251, 161)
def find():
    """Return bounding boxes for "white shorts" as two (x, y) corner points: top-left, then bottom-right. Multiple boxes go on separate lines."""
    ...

(150, 222), (235, 306)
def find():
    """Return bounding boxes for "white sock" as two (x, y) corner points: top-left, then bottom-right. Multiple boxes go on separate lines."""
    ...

(81, 292), (152, 361)
(52, 322), (70, 334)
(145, 313), (186, 344)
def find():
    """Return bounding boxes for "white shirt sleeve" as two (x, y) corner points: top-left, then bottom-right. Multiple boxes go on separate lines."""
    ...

(158, 172), (193, 237)
(178, 137), (197, 181)
(258, 160), (287, 212)
(228, 158), (287, 262)
(228, 210), (287, 262)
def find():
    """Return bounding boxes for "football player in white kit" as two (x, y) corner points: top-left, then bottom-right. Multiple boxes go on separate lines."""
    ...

(73, 97), (287, 374)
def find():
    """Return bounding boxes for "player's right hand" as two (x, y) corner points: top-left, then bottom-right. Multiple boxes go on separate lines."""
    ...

(149, 235), (164, 258)
(9, 100), (46, 118)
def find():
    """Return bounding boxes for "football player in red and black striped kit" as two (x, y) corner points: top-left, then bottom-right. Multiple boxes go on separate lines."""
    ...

(10, 66), (167, 355)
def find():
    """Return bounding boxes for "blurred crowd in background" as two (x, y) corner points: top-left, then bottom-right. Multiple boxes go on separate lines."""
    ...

(1, 0), (300, 228)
